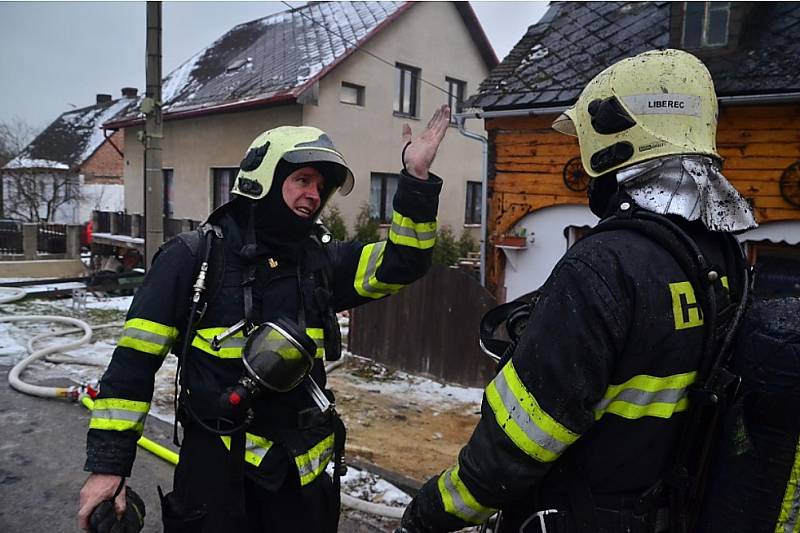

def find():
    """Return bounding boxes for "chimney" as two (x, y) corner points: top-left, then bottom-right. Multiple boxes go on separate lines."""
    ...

(96, 94), (112, 104)
(121, 87), (138, 99)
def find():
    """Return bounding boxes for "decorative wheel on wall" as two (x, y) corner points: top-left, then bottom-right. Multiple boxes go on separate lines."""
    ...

(780, 161), (800, 208)
(562, 157), (590, 192)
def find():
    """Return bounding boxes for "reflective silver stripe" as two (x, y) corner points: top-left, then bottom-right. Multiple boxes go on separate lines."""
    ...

(297, 445), (334, 479)
(493, 368), (570, 457)
(390, 222), (436, 242)
(594, 387), (686, 412)
(122, 327), (169, 346)
(354, 242), (404, 299)
(90, 408), (147, 424)
(438, 466), (495, 523)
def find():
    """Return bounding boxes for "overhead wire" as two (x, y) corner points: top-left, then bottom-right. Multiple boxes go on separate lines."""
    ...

(280, 0), (467, 108)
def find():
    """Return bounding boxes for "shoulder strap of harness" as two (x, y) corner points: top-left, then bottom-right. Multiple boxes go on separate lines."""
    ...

(583, 200), (751, 533)
(172, 223), (224, 445)
(308, 224), (342, 361)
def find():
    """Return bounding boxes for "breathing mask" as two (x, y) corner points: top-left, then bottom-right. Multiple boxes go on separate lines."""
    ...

(214, 317), (332, 426)
(479, 300), (534, 363)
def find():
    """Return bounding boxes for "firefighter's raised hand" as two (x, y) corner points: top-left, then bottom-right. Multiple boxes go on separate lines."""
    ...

(402, 104), (451, 180)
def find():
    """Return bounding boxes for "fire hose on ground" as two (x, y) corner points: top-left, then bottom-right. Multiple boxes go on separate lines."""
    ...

(0, 286), (404, 519)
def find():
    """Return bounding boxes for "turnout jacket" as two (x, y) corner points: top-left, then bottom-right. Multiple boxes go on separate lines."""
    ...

(86, 171), (441, 489)
(405, 209), (737, 531)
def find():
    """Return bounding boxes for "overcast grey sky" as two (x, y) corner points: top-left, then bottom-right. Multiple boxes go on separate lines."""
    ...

(0, 1), (549, 133)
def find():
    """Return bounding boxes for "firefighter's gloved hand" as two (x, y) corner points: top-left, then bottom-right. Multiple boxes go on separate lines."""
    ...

(89, 486), (146, 533)
(398, 498), (438, 533)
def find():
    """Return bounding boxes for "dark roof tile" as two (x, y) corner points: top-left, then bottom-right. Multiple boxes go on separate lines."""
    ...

(471, 1), (800, 110)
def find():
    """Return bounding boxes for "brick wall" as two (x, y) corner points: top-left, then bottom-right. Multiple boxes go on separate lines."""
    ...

(81, 130), (124, 184)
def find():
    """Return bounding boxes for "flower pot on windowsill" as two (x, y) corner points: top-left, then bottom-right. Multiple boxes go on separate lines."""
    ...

(495, 235), (527, 249)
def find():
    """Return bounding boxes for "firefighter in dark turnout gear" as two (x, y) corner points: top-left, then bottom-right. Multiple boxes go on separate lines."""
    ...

(400, 50), (758, 533)
(79, 105), (451, 532)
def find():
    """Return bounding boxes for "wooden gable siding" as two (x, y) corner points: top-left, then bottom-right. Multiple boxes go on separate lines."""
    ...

(484, 103), (800, 297)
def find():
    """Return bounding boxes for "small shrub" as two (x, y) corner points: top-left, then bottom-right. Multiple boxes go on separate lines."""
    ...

(321, 203), (348, 241)
(457, 230), (478, 258)
(432, 225), (460, 266)
(353, 203), (380, 243)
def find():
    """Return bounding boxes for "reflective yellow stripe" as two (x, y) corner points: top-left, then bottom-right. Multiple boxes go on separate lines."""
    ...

(353, 242), (405, 299)
(776, 435), (800, 532)
(307, 327), (325, 359)
(220, 433), (274, 467)
(486, 360), (579, 462)
(117, 318), (178, 357)
(436, 464), (497, 524)
(193, 327), (245, 359)
(89, 398), (150, 435)
(388, 210), (437, 249)
(594, 372), (695, 421)
(295, 433), (335, 486)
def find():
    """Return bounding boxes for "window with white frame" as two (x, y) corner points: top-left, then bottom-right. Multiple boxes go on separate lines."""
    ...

(446, 77), (466, 123)
(394, 63), (420, 117)
(370, 172), (399, 223)
(340, 82), (365, 106)
(683, 2), (730, 48)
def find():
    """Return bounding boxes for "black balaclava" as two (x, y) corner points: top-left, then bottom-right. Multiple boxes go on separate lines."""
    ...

(232, 159), (338, 258)
(587, 172), (620, 218)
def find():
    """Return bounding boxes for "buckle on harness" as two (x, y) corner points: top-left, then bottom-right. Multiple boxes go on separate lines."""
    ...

(520, 509), (559, 533)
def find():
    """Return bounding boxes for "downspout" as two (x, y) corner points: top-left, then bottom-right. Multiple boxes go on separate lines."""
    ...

(455, 113), (488, 287)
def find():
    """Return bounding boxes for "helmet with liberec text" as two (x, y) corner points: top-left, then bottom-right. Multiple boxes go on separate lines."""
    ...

(231, 126), (355, 201)
(552, 49), (720, 178)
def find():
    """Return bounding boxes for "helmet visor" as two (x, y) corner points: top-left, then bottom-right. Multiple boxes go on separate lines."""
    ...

(283, 149), (355, 196)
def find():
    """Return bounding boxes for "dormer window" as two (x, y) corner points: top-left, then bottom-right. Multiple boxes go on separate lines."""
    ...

(683, 2), (730, 48)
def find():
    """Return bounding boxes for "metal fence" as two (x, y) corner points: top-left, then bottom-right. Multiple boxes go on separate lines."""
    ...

(349, 264), (499, 388)
(0, 220), (23, 254)
(37, 223), (66, 254)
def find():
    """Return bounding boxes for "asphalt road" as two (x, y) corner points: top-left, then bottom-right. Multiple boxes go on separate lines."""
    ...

(0, 372), (399, 532)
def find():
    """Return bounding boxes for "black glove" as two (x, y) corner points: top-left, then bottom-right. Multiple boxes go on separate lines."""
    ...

(89, 484), (146, 533)
(399, 498), (434, 533)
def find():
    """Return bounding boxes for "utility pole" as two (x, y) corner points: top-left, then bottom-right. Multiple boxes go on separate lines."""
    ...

(143, 1), (163, 269)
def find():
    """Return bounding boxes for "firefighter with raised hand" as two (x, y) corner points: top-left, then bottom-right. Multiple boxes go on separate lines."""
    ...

(79, 105), (450, 533)
(399, 50), (758, 533)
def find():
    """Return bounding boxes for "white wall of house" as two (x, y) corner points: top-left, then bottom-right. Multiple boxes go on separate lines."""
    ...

(122, 105), (303, 220)
(80, 179), (124, 223)
(502, 205), (599, 301)
(302, 1), (489, 240)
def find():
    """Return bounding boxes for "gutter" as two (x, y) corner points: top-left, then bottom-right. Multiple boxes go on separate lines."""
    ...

(454, 112), (489, 287)
(461, 91), (800, 121)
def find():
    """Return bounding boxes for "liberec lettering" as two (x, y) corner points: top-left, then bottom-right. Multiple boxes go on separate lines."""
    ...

(648, 100), (686, 109)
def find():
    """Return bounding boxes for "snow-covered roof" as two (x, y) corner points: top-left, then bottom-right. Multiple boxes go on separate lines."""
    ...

(471, 1), (800, 110)
(3, 97), (138, 171)
(105, 2), (495, 127)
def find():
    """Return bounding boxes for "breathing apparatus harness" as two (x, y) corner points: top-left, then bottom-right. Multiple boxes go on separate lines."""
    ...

(556, 198), (750, 533)
(169, 220), (347, 500)
(477, 197), (751, 533)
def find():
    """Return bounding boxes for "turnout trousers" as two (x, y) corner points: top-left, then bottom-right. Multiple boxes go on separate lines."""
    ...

(160, 425), (340, 533)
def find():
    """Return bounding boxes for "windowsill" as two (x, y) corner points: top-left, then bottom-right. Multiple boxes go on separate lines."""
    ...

(393, 111), (419, 120)
(340, 101), (365, 107)
(463, 224), (481, 228)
